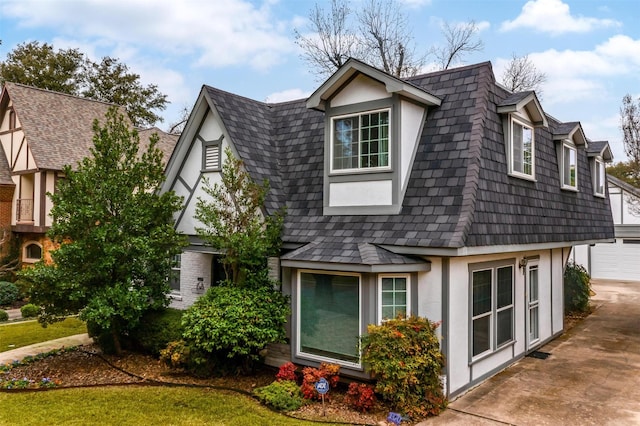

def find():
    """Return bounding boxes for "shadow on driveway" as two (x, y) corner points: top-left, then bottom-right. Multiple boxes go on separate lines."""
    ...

(420, 280), (640, 425)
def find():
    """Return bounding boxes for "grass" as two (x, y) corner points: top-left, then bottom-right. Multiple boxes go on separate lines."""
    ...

(0, 317), (87, 353)
(0, 386), (334, 425)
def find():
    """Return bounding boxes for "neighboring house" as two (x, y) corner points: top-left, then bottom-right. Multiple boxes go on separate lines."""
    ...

(0, 82), (178, 264)
(573, 174), (640, 281)
(161, 59), (614, 397)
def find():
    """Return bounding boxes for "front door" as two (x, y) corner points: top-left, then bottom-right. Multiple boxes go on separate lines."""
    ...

(526, 262), (540, 350)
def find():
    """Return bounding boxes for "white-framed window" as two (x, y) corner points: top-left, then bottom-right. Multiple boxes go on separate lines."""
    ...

(23, 242), (42, 263)
(297, 270), (361, 366)
(594, 158), (605, 197)
(471, 263), (514, 359)
(169, 254), (181, 292)
(332, 109), (390, 172)
(509, 117), (535, 179)
(561, 141), (578, 190)
(378, 275), (410, 322)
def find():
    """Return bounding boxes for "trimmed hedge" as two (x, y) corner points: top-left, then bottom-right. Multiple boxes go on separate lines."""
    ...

(20, 303), (40, 318)
(0, 281), (19, 306)
(0, 309), (8, 322)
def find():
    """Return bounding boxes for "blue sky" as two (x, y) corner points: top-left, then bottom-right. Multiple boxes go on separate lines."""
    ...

(1, 0), (639, 161)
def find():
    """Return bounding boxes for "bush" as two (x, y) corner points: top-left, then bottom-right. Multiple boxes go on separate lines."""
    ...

(20, 303), (40, 318)
(564, 261), (592, 313)
(300, 363), (340, 401)
(128, 308), (184, 356)
(181, 284), (290, 373)
(86, 320), (118, 354)
(254, 380), (305, 411)
(345, 382), (377, 412)
(361, 316), (446, 419)
(0, 309), (8, 322)
(0, 281), (19, 306)
(276, 361), (297, 382)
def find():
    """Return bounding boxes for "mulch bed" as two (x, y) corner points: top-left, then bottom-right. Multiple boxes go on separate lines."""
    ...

(2, 344), (390, 425)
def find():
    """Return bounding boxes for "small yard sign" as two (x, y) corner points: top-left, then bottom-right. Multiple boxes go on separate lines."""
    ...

(315, 377), (329, 416)
(387, 412), (403, 425)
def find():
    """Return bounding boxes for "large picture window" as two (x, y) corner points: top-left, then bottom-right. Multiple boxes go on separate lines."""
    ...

(471, 263), (514, 358)
(510, 118), (535, 178)
(562, 142), (578, 189)
(298, 272), (361, 364)
(332, 109), (390, 171)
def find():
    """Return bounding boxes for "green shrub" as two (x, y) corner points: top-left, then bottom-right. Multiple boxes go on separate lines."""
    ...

(181, 284), (290, 373)
(128, 308), (184, 356)
(564, 261), (591, 313)
(13, 279), (32, 301)
(254, 380), (305, 411)
(20, 303), (40, 318)
(0, 281), (19, 306)
(86, 320), (119, 355)
(0, 309), (8, 322)
(361, 316), (446, 419)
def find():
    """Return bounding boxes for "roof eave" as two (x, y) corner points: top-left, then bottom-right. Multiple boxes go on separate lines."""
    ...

(497, 92), (548, 127)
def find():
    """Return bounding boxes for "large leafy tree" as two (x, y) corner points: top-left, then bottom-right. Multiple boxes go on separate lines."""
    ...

(195, 148), (284, 288)
(21, 107), (185, 354)
(0, 41), (168, 127)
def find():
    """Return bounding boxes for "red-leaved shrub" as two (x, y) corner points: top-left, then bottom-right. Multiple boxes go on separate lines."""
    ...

(276, 361), (297, 382)
(300, 362), (340, 400)
(345, 382), (377, 412)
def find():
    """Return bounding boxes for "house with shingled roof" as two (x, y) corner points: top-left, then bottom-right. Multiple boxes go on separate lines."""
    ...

(161, 58), (615, 397)
(0, 82), (178, 265)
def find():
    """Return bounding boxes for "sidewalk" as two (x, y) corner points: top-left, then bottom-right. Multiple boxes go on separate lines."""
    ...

(0, 333), (92, 365)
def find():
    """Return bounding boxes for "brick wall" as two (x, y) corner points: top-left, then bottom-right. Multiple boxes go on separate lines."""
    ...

(169, 251), (213, 310)
(0, 185), (15, 228)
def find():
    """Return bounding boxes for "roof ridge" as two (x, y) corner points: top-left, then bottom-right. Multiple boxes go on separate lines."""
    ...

(4, 81), (119, 108)
(204, 84), (275, 109)
(448, 63), (495, 248)
(405, 61), (493, 82)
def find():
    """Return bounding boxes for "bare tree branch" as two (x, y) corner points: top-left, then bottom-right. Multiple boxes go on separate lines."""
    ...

(432, 20), (484, 70)
(501, 53), (547, 95)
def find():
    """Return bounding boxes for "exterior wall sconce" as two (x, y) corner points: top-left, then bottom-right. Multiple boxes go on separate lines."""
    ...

(518, 258), (528, 270)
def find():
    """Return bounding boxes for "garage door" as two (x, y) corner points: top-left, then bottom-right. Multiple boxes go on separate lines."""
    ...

(591, 239), (640, 282)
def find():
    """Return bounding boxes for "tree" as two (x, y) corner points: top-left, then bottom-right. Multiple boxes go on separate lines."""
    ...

(0, 42), (84, 94)
(20, 107), (185, 354)
(620, 94), (640, 184)
(607, 161), (640, 188)
(0, 41), (168, 127)
(431, 20), (484, 71)
(500, 53), (547, 94)
(195, 148), (284, 287)
(294, 0), (424, 79)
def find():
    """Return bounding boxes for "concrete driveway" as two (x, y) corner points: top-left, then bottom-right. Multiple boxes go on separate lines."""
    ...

(421, 280), (640, 425)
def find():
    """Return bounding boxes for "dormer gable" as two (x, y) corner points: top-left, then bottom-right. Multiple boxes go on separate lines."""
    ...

(308, 59), (442, 216)
(552, 122), (586, 191)
(587, 140), (613, 197)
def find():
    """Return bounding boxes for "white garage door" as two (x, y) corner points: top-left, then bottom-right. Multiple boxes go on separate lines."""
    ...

(591, 239), (640, 282)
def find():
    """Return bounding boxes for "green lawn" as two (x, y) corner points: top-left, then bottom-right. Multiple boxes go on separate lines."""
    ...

(0, 317), (87, 353)
(0, 386), (334, 425)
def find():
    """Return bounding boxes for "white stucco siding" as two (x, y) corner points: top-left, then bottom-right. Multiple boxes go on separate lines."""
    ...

(399, 100), (424, 190)
(417, 259), (442, 324)
(329, 180), (392, 207)
(551, 248), (565, 334)
(199, 110), (225, 141)
(330, 74), (391, 107)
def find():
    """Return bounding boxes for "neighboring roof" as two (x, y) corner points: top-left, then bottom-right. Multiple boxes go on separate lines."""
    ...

(607, 174), (640, 199)
(587, 141), (614, 162)
(137, 127), (179, 168)
(1, 83), (176, 171)
(194, 61), (614, 257)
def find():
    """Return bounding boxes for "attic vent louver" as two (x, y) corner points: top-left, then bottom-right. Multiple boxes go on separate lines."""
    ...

(204, 144), (220, 170)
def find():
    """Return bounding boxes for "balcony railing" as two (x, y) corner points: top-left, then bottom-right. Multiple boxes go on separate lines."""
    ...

(16, 198), (34, 223)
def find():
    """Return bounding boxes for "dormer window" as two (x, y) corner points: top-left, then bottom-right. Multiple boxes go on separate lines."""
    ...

(509, 117), (535, 179)
(561, 141), (578, 190)
(594, 159), (605, 197)
(332, 109), (390, 172)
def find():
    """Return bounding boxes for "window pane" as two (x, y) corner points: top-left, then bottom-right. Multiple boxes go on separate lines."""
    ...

(382, 278), (394, 290)
(522, 126), (533, 175)
(496, 266), (513, 309)
(529, 266), (539, 303)
(513, 122), (523, 172)
(530, 307), (539, 341)
(497, 308), (513, 346)
(472, 270), (492, 316)
(360, 111), (389, 169)
(300, 273), (360, 362)
(333, 117), (359, 170)
(380, 277), (407, 321)
(473, 316), (490, 356)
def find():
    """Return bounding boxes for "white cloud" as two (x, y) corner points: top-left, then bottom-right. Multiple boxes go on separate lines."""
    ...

(500, 0), (621, 35)
(3, 0), (296, 70)
(265, 88), (310, 103)
(399, 0), (432, 8)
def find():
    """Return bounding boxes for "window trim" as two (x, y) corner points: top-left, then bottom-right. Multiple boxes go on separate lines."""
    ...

(169, 253), (181, 293)
(508, 116), (536, 180)
(296, 269), (363, 368)
(330, 108), (392, 174)
(377, 274), (410, 323)
(561, 140), (578, 191)
(469, 260), (516, 363)
(593, 158), (606, 197)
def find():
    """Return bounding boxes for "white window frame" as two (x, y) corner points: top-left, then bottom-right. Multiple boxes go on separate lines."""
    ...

(561, 141), (578, 190)
(330, 108), (391, 173)
(470, 263), (515, 361)
(508, 116), (535, 180)
(169, 254), (181, 293)
(593, 158), (606, 197)
(296, 270), (362, 368)
(378, 274), (410, 323)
